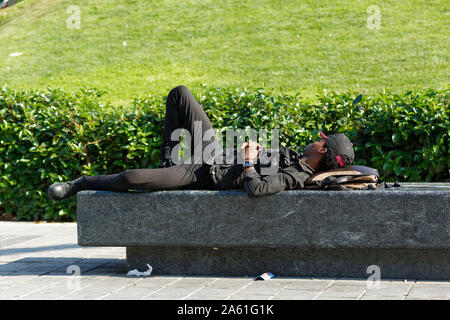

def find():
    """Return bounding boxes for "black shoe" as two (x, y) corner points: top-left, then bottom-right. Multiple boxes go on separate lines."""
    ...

(48, 176), (87, 201)
(158, 159), (176, 168)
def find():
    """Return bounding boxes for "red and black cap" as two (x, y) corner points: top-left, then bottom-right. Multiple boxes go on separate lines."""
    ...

(319, 131), (355, 167)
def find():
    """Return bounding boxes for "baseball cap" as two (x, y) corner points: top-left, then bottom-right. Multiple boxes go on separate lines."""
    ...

(319, 131), (355, 167)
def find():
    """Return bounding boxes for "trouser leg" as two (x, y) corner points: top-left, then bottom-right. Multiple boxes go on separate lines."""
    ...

(82, 163), (212, 191)
(78, 86), (220, 193)
(161, 85), (220, 164)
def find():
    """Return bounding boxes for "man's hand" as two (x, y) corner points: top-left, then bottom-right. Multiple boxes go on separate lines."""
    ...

(239, 141), (263, 161)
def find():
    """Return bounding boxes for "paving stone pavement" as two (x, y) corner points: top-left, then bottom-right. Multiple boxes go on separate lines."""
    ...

(0, 222), (448, 300)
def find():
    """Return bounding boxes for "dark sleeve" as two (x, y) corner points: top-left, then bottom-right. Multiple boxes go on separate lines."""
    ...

(242, 167), (301, 197)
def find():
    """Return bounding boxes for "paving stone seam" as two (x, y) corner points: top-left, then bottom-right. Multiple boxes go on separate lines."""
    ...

(0, 261), (78, 291)
(267, 281), (293, 300)
(55, 276), (109, 299)
(14, 278), (67, 300)
(356, 280), (376, 300)
(312, 279), (336, 300)
(402, 281), (417, 300)
(182, 278), (220, 300)
(96, 278), (146, 300)
(139, 277), (183, 300)
(224, 280), (254, 300)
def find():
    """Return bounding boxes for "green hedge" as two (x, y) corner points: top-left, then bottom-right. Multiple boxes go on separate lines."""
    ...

(1, 86), (449, 221)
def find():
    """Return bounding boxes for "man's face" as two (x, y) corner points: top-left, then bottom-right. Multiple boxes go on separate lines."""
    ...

(302, 139), (327, 157)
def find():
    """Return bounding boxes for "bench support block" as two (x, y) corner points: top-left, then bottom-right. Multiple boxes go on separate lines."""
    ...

(126, 246), (450, 280)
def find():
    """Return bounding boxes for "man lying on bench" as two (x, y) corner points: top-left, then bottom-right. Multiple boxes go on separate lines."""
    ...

(48, 85), (355, 200)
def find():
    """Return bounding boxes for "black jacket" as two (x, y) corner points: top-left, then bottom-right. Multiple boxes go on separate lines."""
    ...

(208, 147), (315, 197)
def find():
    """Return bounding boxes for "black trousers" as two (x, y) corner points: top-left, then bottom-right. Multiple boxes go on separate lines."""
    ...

(82, 86), (219, 192)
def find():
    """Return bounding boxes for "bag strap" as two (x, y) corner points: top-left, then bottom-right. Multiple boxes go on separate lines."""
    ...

(384, 181), (401, 188)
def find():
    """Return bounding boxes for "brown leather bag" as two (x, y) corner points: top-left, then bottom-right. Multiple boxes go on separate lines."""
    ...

(305, 165), (384, 190)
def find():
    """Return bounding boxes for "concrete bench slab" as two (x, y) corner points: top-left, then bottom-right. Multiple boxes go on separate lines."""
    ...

(77, 183), (450, 279)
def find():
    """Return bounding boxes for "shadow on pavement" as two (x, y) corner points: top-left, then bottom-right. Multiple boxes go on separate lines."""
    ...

(0, 244), (80, 256)
(0, 256), (128, 277)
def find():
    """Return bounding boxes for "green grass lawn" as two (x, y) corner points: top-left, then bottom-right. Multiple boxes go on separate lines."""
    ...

(0, 0), (448, 105)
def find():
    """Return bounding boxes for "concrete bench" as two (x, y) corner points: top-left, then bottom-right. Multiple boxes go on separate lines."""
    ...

(77, 183), (450, 280)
